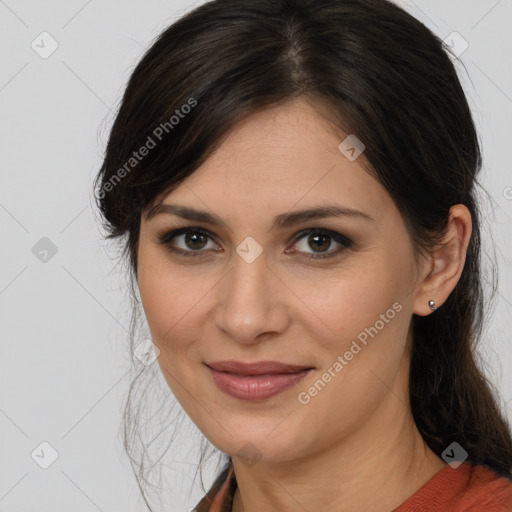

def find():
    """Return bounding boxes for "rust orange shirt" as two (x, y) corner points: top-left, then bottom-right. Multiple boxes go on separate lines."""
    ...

(194, 461), (512, 511)
(392, 461), (512, 511)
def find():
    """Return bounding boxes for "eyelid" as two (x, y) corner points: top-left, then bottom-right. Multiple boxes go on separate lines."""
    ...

(289, 228), (352, 248)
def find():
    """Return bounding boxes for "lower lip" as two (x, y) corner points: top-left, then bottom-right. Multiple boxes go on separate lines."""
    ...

(207, 366), (312, 401)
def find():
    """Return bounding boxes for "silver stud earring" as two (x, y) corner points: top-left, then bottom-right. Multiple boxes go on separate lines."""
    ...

(428, 300), (437, 311)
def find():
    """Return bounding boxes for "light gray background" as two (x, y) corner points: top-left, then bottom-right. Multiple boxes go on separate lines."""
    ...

(1, 1), (511, 511)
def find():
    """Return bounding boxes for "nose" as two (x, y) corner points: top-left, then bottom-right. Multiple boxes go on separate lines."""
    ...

(214, 250), (290, 344)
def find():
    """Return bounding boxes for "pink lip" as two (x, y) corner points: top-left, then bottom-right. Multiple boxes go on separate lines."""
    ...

(204, 360), (314, 401)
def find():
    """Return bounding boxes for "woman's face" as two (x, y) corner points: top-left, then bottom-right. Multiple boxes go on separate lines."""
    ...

(137, 98), (426, 463)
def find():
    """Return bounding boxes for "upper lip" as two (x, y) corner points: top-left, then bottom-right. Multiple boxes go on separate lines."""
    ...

(205, 360), (314, 376)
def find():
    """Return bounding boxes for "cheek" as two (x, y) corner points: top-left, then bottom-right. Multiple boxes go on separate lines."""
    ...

(302, 246), (413, 381)
(137, 244), (194, 350)
(136, 246), (224, 388)
(136, 258), (209, 406)
(139, 272), (201, 346)
(283, 250), (413, 351)
(289, 264), (412, 442)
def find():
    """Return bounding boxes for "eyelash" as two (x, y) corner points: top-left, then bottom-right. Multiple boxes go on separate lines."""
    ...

(157, 227), (353, 260)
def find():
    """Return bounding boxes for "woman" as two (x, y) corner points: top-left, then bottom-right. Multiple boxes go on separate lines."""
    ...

(94, 0), (512, 510)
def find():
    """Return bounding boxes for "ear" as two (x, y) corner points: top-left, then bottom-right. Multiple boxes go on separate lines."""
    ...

(413, 204), (472, 316)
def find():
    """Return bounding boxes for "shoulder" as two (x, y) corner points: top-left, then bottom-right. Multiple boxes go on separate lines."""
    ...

(394, 461), (512, 512)
(457, 463), (512, 511)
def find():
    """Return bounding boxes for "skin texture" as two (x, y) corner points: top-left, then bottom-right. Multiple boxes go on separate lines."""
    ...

(137, 98), (472, 512)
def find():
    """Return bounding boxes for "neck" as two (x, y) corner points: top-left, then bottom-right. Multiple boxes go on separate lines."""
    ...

(230, 374), (445, 512)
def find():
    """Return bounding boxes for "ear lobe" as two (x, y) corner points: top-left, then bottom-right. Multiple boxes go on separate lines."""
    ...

(413, 204), (472, 317)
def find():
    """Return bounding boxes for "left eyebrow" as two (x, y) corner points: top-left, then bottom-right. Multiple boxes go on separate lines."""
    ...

(273, 205), (375, 229)
(145, 203), (375, 229)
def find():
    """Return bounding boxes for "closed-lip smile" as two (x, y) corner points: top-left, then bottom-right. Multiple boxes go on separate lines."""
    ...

(204, 360), (315, 401)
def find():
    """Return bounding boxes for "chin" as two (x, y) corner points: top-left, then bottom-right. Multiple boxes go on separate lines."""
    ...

(212, 429), (305, 465)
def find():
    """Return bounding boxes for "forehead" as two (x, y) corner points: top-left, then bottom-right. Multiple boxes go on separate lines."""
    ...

(146, 98), (392, 226)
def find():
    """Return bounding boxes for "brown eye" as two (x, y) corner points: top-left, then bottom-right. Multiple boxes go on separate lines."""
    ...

(182, 232), (208, 250)
(287, 229), (353, 259)
(308, 233), (331, 253)
(158, 228), (220, 258)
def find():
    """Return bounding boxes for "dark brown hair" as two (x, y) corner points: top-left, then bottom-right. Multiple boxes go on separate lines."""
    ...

(93, 0), (512, 508)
